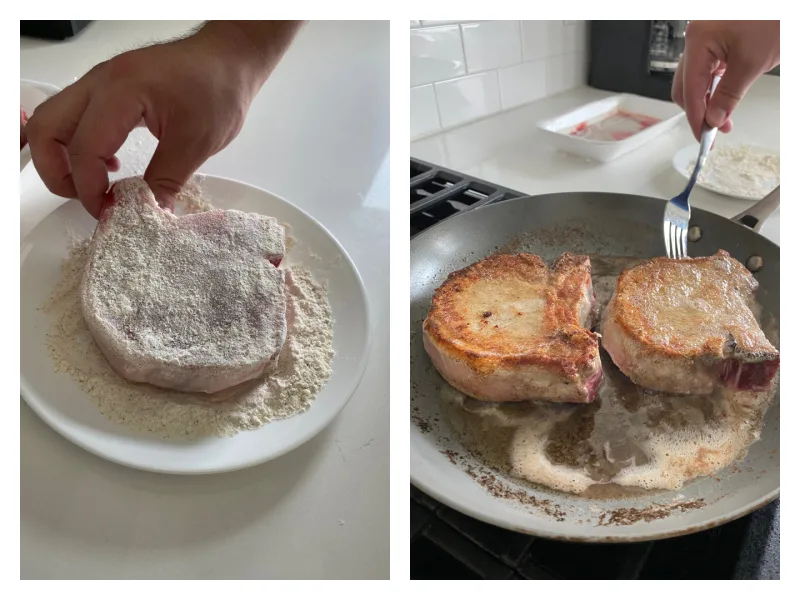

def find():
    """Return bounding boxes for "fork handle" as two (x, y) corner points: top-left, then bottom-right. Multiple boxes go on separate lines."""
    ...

(732, 186), (780, 233)
(689, 75), (722, 187)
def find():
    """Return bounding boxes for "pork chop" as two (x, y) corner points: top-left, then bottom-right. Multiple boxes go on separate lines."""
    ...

(423, 253), (602, 404)
(81, 177), (287, 394)
(601, 250), (779, 395)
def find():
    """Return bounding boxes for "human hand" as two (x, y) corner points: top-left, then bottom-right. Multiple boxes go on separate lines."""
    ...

(671, 20), (779, 141)
(26, 21), (302, 218)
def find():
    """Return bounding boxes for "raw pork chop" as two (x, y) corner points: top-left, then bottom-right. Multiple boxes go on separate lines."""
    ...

(423, 253), (602, 404)
(81, 177), (287, 394)
(601, 250), (779, 395)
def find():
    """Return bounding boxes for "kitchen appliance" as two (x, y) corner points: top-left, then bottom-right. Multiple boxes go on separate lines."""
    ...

(21, 20), (91, 40)
(409, 158), (779, 579)
(589, 20), (779, 101)
(589, 20), (687, 101)
(648, 20), (687, 73)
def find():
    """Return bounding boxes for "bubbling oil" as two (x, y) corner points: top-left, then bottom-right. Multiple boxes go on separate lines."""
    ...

(439, 255), (778, 498)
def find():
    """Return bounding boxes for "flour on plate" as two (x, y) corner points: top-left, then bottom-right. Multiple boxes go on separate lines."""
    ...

(41, 186), (334, 440)
(686, 143), (779, 199)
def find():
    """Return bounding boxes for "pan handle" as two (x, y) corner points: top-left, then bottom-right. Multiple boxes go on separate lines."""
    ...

(731, 186), (780, 233)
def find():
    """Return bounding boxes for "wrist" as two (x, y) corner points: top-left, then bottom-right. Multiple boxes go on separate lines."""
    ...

(192, 21), (304, 91)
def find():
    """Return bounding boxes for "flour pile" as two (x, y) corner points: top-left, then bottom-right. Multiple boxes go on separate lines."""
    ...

(687, 143), (779, 199)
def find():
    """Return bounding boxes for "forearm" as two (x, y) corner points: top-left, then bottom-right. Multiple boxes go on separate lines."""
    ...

(192, 21), (305, 91)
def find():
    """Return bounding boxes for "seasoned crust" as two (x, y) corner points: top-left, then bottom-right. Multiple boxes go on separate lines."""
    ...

(607, 250), (778, 361)
(423, 253), (599, 380)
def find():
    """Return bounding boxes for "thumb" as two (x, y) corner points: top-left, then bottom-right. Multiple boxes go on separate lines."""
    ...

(143, 132), (207, 212)
(705, 63), (760, 129)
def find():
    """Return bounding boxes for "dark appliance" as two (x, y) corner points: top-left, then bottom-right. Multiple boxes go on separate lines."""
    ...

(588, 20), (687, 101)
(21, 21), (92, 40)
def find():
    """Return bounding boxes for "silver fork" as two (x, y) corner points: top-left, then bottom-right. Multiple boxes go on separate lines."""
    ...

(664, 75), (721, 259)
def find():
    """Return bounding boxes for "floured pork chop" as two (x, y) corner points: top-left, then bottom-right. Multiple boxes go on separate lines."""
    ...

(81, 177), (287, 394)
(423, 253), (602, 404)
(601, 250), (779, 395)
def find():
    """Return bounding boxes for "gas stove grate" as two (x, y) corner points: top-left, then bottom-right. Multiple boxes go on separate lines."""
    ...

(410, 158), (524, 237)
(411, 485), (778, 580)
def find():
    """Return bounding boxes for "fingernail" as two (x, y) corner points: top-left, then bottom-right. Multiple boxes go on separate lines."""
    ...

(706, 107), (728, 128)
(157, 196), (175, 213)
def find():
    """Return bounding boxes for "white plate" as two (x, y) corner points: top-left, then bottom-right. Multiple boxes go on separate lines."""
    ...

(20, 79), (62, 171)
(536, 94), (684, 162)
(20, 173), (371, 474)
(672, 144), (780, 201)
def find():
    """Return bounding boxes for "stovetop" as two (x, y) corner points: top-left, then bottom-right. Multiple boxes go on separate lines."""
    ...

(411, 486), (779, 580)
(409, 157), (780, 580)
(411, 158), (524, 238)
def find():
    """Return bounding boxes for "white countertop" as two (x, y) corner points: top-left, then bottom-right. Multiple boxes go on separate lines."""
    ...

(412, 75), (780, 246)
(21, 21), (389, 579)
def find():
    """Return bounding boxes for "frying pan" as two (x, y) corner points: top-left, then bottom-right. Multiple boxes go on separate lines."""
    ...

(410, 189), (780, 542)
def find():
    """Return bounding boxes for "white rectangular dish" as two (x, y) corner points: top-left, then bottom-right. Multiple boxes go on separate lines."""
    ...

(536, 94), (684, 162)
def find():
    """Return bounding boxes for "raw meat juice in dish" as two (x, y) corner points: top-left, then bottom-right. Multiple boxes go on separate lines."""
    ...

(435, 256), (779, 498)
(567, 110), (661, 142)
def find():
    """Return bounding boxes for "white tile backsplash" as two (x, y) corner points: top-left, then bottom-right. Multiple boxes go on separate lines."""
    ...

(545, 19), (568, 56)
(572, 50), (589, 89)
(545, 54), (568, 96)
(434, 71), (501, 129)
(461, 21), (522, 74)
(520, 20), (549, 62)
(410, 25), (466, 87)
(564, 20), (587, 55)
(411, 20), (588, 139)
(499, 60), (547, 109)
(410, 84), (441, 138)
(545, 53), (586, 96)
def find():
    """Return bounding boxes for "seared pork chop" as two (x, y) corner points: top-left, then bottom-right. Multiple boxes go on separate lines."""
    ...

(601, 250), (779, 395)
(423, 253), (602, 403)
(82, 177), (287, 394)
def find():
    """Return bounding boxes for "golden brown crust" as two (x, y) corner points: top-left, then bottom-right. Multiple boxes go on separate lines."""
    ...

(609, 250), (777, 360)
(423, 253), (599, 379)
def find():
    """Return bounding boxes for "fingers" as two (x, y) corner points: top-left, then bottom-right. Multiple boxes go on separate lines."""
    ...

(705, 62), (760, 130)
(680, 44), (719, 141)
(69, 91), (144, 218)
(26, 76), (132, 216)
(106, 156), (122, 172)
(144, 129), (209, 212)
(25, 81), (91, 199)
